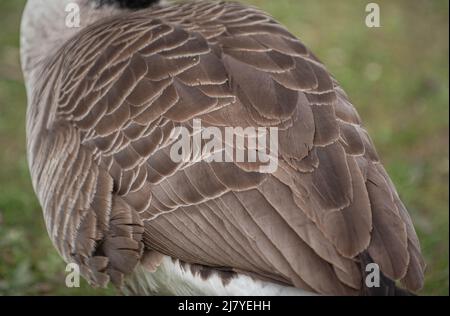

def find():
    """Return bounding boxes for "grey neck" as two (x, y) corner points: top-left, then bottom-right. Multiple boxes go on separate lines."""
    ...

(20, 0), (164, 95)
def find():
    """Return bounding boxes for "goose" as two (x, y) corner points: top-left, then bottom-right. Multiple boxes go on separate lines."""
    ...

(20, 0), (425, 296)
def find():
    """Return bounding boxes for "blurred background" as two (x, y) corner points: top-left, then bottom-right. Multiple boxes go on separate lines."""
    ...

(0, 0), (448, 295)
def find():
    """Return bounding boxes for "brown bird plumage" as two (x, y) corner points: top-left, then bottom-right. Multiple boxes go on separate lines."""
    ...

(22, 0), (425, 295)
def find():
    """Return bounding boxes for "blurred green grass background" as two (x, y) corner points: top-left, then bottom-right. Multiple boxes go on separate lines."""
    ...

(0, 0), (448, 295)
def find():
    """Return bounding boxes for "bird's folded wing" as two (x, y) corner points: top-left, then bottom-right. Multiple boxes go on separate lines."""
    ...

(35, 1), (424, 294)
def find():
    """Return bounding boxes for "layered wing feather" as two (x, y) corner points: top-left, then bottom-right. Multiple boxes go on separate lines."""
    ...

(28, 0), (424, 294)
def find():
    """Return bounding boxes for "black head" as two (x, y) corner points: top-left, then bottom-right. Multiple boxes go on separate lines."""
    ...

(95, 0), (161, 9)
